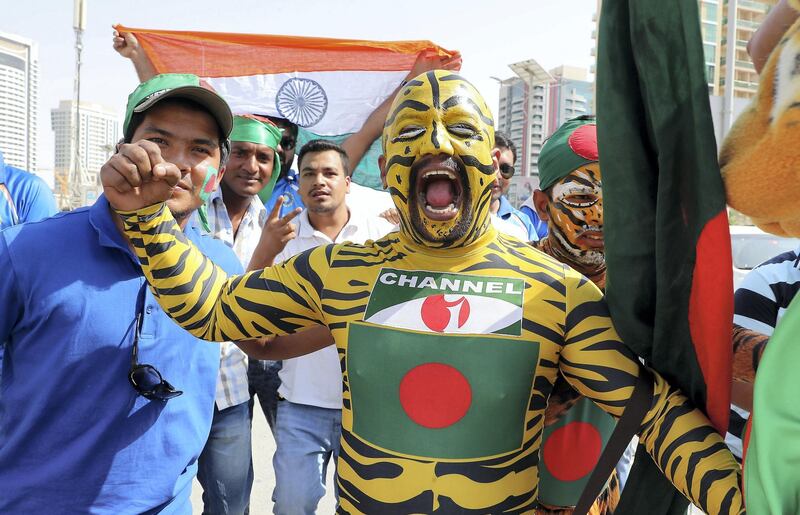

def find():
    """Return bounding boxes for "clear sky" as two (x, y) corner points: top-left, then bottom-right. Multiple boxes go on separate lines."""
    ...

(4, 0), (597, 171)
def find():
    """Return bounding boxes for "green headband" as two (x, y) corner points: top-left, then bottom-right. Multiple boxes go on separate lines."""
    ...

(537, 115), (598, 191)
(229, 116), (283, 204)
(230, 115), (282, 148)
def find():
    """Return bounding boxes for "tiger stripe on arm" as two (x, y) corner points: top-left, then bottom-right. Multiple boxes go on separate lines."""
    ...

(732, 323), (768, 382)
(119, 202), (327, 341)
(559, 270), (744, 515)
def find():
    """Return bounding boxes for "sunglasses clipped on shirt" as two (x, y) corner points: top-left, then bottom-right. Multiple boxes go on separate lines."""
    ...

(128, 287), (183, 402)
(499, 163), (515, 179)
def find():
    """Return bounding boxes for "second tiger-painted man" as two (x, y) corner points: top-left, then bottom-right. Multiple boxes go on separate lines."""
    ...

(103, 71), (743, 514)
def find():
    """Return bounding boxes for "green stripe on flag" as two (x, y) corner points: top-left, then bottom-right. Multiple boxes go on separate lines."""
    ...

(297, 128), (384, 190)
(597, 0), (732, 513)
(347, 322), (539, 460)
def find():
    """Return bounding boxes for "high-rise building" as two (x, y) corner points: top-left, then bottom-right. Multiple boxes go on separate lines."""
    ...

(51, 100), (120, 205)
(0, 31), (38, 172)
(496, 62), (593, 177)
(701, 0), (723, 95)
(718, 0), (777, 99)
(545, 66), (593, 135)
(592, 0), (776, 140)
(593, 0), (775, 98)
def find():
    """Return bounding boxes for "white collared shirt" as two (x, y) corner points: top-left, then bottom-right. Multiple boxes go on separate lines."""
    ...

(275, 206), (395, 409)
(203, 187), (269, 410)
(347, 182), (394, 217)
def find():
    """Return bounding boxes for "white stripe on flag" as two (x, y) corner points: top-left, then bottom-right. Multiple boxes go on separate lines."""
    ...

(206, 70), (407, 135)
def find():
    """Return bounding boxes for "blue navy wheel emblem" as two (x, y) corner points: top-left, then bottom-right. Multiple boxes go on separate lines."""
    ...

(275, 78), (328, 128)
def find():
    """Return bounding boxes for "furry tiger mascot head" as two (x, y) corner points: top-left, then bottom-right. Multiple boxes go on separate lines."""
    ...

(720, 0), (800, 236)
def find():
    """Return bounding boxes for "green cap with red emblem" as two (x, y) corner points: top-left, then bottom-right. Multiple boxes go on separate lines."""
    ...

(538, 115), (598, 191)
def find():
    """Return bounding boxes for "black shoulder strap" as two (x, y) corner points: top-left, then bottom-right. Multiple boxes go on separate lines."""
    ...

(573, 368), (654, 515)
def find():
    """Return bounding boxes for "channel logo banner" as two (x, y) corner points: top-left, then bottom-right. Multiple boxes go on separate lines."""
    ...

(364, 268), (524, 336)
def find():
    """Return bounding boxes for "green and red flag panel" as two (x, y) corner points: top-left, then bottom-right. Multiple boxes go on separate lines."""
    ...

(597, 0), (732, 513)
(347, 322), (539, 460)
(538, 397), (617, 507)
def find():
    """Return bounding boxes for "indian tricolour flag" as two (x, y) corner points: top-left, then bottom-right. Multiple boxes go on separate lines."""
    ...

(116, 25), (458, 188)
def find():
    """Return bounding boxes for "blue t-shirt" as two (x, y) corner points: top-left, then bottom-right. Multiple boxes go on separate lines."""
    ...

(518, 203), (548, 240)
(0, 152), (58, 230)
(0, 195), (242, 514)
(497, 195), (540, 242)
(265, 168), (304, 217)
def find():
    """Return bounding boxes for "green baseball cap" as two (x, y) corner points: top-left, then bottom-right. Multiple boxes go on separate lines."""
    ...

(123, 73), (233, 138)
(538, 115), (598, 191)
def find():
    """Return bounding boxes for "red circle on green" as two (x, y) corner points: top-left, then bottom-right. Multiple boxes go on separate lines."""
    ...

(542, 422), (602, 482)
(567, 124), (598, 161)
(398, 363), (472, 429)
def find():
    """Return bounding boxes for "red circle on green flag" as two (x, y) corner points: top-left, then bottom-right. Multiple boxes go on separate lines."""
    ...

(399, 363), (472, 429)
(542, 421), (602, 481)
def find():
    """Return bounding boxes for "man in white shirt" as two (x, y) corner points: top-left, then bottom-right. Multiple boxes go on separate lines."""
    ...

(249, 139), (393, 515)
(199, 114), (283, 514)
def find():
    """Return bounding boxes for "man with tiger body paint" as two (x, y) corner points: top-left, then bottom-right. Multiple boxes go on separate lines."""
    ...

(102, 70), (744, 514)
(529, 116), (624, 514)
(532, 116), (605, 289)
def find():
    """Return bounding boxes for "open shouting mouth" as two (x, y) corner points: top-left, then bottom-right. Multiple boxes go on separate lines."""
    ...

(414, 158), (465, 222)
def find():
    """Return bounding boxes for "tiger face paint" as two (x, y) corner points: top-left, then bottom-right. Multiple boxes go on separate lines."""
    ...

(381, 71), (496, 249)
(546, 164), (604, 266)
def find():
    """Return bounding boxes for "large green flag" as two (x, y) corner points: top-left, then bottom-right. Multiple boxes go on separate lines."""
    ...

(348, 322), (539, 460)
(744, 295), (800, 513)
(597, 0), (733, 513)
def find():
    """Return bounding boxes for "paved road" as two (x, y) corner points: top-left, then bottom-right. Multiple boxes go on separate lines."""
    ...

(191, 402), (337, 514)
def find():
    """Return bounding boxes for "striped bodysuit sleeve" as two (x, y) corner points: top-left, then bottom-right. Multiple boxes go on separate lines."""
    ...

(118, 203), (326, 341)
(558, 270), (743, 515)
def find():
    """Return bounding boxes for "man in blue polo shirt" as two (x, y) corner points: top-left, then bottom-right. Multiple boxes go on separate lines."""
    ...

(0, 74), (241, 514)
(0, 150), (57, 229)
(0, 150), (58, 383)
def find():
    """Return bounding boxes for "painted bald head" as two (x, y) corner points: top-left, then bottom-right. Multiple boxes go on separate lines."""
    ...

(380, 70), (496, 249)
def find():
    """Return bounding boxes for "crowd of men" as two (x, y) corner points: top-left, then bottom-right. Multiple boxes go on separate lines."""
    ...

(1, 4), (798, 513)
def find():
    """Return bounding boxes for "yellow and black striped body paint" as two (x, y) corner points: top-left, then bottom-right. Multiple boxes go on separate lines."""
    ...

(117, 71), (742, 514)
(119, 204), (741, 514)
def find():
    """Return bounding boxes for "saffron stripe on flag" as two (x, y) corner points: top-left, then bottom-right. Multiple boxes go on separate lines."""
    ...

(117, 25), (457, 76)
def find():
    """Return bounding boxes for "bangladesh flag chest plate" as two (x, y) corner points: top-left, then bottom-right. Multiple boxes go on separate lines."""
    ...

(346, 268), (540, 461)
